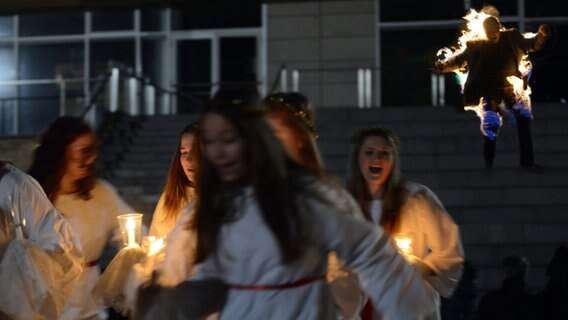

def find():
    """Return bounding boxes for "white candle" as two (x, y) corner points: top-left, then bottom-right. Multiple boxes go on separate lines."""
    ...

(126, 218), (136, 247)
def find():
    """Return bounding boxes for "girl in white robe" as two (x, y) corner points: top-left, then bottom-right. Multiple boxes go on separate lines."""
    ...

(29, 117), (134, 320)
(97, 124), (201, 316)
(0, 162), (83, 319)
(149, 123), (198, 239)
(263, 92), (366, 319)
(140, 100), (437, 319)
(345, 127), (465, 320)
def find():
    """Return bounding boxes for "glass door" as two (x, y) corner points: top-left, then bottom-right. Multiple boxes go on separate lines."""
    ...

(174, 31), (260, 113)
(176, 39), (212, 113)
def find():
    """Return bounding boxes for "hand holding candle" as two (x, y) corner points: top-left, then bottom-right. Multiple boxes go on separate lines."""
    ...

(394, 233), (412, 257)
(145, 237), (166, 274)
(117, 213), (143, 248)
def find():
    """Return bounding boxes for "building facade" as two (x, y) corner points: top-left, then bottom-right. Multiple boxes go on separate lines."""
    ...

(0, 0), (565, 135)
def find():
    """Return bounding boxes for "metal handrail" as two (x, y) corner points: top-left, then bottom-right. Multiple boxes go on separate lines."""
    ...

(80, 72), (112, 119)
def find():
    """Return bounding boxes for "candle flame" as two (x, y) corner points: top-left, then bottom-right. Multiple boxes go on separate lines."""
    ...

(395, 235), (412, 255)
(125, 218), (136, 231)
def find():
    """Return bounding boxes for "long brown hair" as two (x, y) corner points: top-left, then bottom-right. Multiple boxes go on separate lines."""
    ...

(193, 99), (307, 265)
(160, 123), (199, 222)
(28, 116), (96, 202)
(263, 92), (323, 176)
(345, 127), (407, 234)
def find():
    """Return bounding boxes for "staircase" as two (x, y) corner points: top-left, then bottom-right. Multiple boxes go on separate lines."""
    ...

(317, 103), (568, 293)
(101, 114), (199, 224)
(103, 103), (568, 293)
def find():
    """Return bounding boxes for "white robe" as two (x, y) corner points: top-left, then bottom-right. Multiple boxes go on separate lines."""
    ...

(56, 179), (134, 320)
(0, 163), (83, 319)
(191, 180), (438, 320)
(157, 202), (196, 286)
(368, 182), (465, 319)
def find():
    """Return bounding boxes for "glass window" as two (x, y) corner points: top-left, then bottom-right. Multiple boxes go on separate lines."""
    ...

(19, 43), (84, 134)
(0, 98), (15, 135)
(220, 37), (257, 84)
(381, 28), (462, 107)
(92, 9), (133, 31)
(142, 39), (163, 83)
(526, 0), (568, 17)
(469, 1), (517, 17)
(20, 11), (83, 36)
(177, 39), (211, 112)
(172, 1), (261, 30)
(380, 0), (466, 22)
(0, 16), (13, 38)
(91, 40), (135, 116)
(0, 45), (15, 134)
(142, 7), (163, 31)
(0, 45), (15, 82)
(525, 22), (568, 103)
(90, 40), (135, 76)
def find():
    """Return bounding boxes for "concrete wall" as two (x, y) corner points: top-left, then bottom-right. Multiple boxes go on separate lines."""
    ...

(0, 137), (37, 171)
(267, 0), (376, 108)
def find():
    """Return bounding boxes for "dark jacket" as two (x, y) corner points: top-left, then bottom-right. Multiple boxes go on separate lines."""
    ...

(442, 29), (548, 105)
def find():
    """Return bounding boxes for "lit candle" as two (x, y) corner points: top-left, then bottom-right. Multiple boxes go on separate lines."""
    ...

(126, 218), (136, 247)
(394, 234), (412, 256)
(118, 213), (143, 248)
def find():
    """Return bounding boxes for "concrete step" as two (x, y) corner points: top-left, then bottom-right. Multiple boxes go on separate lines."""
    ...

(323, 150), (568, 175)
(476, 265), (548, 293)
(114, 168), (169, 178)
(465, 243), (560, 269)
(449, 205), (568, 224)
(318, 134), (568, 156)
(316, 103), (568, 121)
(436, 186), (568, 207)
(407, 169), (568, 188)
(459, 222), (568, 245)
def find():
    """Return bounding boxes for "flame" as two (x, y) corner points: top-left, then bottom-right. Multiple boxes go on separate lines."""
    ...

(394, 234), (412, 255)
(436, 9), (496, 90)
(125, 218), (136, 231)
(464, 97), (486, 119)
(437, 8), (536, 116)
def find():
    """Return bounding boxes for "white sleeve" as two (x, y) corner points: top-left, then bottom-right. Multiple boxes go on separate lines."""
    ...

(308, 188), (437, 319)
(98, 179), (135, 216)
(157, 204), (196, 286)
(0, 168), (83, 319)
(412, 189), (465, 298)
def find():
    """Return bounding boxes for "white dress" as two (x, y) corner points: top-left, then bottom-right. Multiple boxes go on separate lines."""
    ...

(368, 182), (465, 319)
(191, 180), (438, 320)
(0, 163), (83, 319)
(56, 179), (134, 320)
(157, 201), (196, 286)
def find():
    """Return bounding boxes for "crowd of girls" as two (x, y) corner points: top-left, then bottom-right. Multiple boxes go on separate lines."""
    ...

(0, 90), (464, 320)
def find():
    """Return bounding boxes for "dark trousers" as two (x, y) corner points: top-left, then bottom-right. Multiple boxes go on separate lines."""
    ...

(483, 97), (535, 166)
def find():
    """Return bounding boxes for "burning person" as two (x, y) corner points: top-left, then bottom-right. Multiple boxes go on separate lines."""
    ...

(435, 10), (550, 171)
